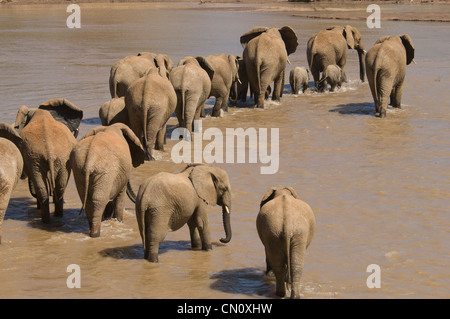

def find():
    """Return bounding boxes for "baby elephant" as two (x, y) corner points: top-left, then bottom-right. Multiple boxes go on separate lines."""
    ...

(319, 64), (344, 92)
(289, 67), (310, 94)
(257, 186), (316, 299)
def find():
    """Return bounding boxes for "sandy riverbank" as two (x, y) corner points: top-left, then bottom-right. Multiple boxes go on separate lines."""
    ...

(1, 0), (450, 22)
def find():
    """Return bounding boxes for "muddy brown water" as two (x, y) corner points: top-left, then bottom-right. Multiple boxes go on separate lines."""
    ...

(0, 3), (449, 299)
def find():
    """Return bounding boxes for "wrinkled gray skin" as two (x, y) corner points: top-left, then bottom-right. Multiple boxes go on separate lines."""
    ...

(319, 64), (344, 92)
(135, 164), (232, 263)
(14, 99), (83, 223)
(307, 25), (366, 91)
(99, 97), (129, 126)
(240, 26), (298, 108)
(125, 68), (177, 160)
(0, 123), (24, 244)
(257, 186), (316, 299)
(109, 52), (174, 98)
(70, 123), (146, 238)
(170, 56), (214, 135)
(365, 34), (415, 118)
(289, 66), (310, 94)
(205, 53), (240, 117)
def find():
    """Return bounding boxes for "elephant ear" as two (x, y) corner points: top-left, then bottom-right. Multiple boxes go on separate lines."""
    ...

(343, 25), (355, 49)
(38, 98), (83, 137)
(279, 26), (298, 56)
(240, 26), (268, 48)
(399, 34), (415, 65)
(188, 164), (218, 206)
(0, 122), (22, 150)
(282, 186), (300, 200)
(115, 123), (146, 168)
(81, 125), (108, 140)
(13, 105), (33, 133)
(260, 187), (277, 208)
(196, 56), (215, 81)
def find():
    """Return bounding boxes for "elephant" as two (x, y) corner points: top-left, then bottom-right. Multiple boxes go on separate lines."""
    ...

(319, 64), (344, 92)
(109, 52), (174, 98)
(365, 34), (415, 118)
(257, 186), (316, 299)
(307, 25), (366, 91)
(0, 123), (24, 244)
(70, 123), (146, 238)
(169, 56), (214, 135)
(289, 66), (310, 94)
(99, 97), (129, 126)
(205, 53), (240, 117)
(240, 26), (298, 108)
(13, 99), (83, 223)
(135, 163), (232, 263)
(125, 67), (177, 160)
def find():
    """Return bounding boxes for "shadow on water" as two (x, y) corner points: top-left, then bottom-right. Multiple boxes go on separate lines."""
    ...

(99, 240), (192, 260)
(210, 267), (275, 298)
(81, 117), (102, 125)
(329, 102), (375, 116)
(6, 197), (89, 234)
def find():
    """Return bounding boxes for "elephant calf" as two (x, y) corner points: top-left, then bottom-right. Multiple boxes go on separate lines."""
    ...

(135, 163), (232, 263)
(319, 64), (344, 92)
(70, 123), (146, 238)
(257, 186), (316, 299)
(0, 123), (24, 244)
(289, 66), (310, 94)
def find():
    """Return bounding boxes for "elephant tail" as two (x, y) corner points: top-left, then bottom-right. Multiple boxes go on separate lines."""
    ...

(46, 159), (56, 197)
(181, 89), (186, 125)
(79, 168), (90, 215)
(285, 234), (292, 288)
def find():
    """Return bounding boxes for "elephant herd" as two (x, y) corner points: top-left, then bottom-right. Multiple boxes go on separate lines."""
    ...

(0, 24), (416, 299)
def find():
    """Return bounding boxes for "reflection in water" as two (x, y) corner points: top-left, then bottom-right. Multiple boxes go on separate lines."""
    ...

(0, 4), (449, 299)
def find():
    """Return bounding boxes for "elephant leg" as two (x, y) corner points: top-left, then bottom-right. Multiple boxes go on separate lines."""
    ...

(289, 240), (307, 299)
(0, 208), (5, 244)
(187, 218), (202, 250)
(310, 66), (321, 91)
(222, 92), (230, 112)
(113, 187), (126, 222)
(53, 169), (70, 217)
(32, 174), (51, 224)
(390, 82), (403, 108)
(377, 80), (394, 118)
(155, 124), (166, 151)
(272, 75), (284, 102)
(192, 206), (212, 251)
(211, 95), (224, 117)
(144, 212), (167, 262)
(86, 199), (107, 237)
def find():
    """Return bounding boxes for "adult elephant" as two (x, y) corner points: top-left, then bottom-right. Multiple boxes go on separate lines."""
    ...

(365, 34), (415, 118)
(0, 123), (24, 244)
(135, 163), (232, 263)
(240, 26), (298, 109)
(257, 186), (316, 299)
(205, 53), (240, 117)
(14, 99), (83, 223)
(125, 68), (177, 160)
(307, 25), (366, 91)
(170, 56), (214, 135)
(109, 52), (174, 98)
(99, 97), (129, 127)
(70, 123), (146, 238)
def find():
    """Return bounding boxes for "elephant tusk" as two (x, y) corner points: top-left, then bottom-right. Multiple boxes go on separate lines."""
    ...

(363, 50), (367, 54)
(238, 78), (242, 85)
(225, 206), (230, 214)
(412, 59), (417, 65)
(287, 57), (291, 65)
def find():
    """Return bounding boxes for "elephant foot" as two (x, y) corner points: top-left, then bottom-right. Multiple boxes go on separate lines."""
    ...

(89, 229), (101, 238)
(146, 253), (159, 263)
(202, 244), (212, 251)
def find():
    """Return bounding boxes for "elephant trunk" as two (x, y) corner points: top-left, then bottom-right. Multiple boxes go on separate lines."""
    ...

(219, 205), (232, 243)
(358, 49), (366, 83)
